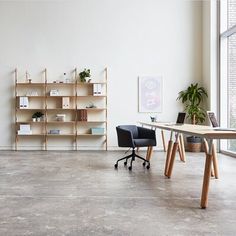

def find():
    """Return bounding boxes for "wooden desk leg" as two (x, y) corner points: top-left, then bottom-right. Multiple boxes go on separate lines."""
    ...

(212, 143), (219, 179)
(166, 133), (179, 178)
(177, 139), (183, 161)
(161, 130), (167, 152)
(201, 140), (213, 209)
(180, 134), (186, 162)
(201, 154), (213, 208)
(203, 139), (215, 178)
(165, 140), (173, 176)
(164, 131), (174, 176)
(146, 146), (153, 161)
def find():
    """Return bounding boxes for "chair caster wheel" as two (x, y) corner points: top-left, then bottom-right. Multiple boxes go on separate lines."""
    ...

(128, 166), (132, 171)
(146, 165), (150, 170)
(143, 162), (146, 166)
(124, 161), (127, 166)
(114, 163), (118, 169)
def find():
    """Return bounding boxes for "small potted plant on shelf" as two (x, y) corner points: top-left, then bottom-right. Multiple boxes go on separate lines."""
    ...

(79, 68), (91, 82)
(177, 83), (208, 152)
(32, 111), (44, 122)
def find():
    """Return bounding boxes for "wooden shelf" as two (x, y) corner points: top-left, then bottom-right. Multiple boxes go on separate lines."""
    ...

(14, 67), (108, 150)
(16, 83), (45, 86)
(46, 108), (76, 111)
(77, 121), (106, 123)
(47, 121), (76, 124)
(77, 95), (107, 98)
(77, 134), (106, 136)
(47, 134), (75, 136)
(82, 108), (106, 111)
(46, 96), (76, 98)
(16, 96), (45, 98)
(16, 121), (45, 124)
(46, 83), (75, 85)
(16, 108), (45, 111)
(17, 134), (45, 136)
(77, 82), (106, 85)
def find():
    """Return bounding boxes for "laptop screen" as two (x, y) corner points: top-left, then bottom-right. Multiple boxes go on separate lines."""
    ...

(207, 112), (219, 127)
(176, 112), (186, 124)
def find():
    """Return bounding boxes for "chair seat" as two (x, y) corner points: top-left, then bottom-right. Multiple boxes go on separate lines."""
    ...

(134, 138), (156, 147)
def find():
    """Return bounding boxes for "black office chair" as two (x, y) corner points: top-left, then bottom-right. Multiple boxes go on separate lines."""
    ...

(115, 125), (156, 170)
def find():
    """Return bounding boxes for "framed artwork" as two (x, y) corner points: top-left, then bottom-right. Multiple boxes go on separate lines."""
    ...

(138, 76), (163, 113)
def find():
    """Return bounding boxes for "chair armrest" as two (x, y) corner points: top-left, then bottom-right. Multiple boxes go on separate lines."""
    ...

(116, 127), (135, 148)
(138, 127), (156, 141)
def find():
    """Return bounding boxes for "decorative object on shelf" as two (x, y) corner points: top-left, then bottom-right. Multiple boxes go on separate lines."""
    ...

(150, 116), (157, 122)
(26, 90), (38, 96)
(62, 97), (70, 109)
(63, 72), (70, 83)
(32, 111), (44, 122)
(79, 68), (91, 82)
(138, 76), (163, 113)
(86, 102), (97, 108)
(56, 114), (66, 122)
(87, 79), (91, 83)
(177, 83), (208, 152)
(50, 89), (59, 96)
(26, 71), (31, 83)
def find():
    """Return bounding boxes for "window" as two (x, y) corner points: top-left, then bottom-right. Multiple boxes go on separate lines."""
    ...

(220, 0), (236, 153)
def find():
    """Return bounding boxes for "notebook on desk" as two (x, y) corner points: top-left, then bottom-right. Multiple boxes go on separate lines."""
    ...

(207, 111), (236, 131)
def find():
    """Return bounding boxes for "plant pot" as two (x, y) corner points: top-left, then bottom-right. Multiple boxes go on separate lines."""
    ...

(186, 136), (202, 152)
(32, 118), (36, 122)
(36, 117), (41, 122)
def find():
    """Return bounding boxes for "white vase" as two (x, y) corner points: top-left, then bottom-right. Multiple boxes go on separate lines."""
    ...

(32, 118), (36, 122)
(37, 117), (41, 122)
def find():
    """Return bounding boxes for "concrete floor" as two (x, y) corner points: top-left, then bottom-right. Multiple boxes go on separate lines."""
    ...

(0, 150), (235, 236)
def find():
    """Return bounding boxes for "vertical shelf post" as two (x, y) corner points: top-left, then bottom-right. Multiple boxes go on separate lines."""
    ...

(15, 68), (18, 151)
(105, 67), (108, 151)
(44, 68), (48, 151)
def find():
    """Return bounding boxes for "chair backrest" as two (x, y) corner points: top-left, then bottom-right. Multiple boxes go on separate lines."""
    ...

(207, 111), (219, 127)
(117, 125), (139, 138)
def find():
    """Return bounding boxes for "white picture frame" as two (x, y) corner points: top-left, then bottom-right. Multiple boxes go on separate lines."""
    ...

(138, 76), (163, 113)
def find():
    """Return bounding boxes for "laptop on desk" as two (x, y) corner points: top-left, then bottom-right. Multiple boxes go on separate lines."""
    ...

(165, 112), (186, 126)
(207, 111), (236, 131)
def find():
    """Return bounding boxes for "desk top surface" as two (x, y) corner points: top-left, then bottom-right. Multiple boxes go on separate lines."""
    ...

(139, 122), (236, 139)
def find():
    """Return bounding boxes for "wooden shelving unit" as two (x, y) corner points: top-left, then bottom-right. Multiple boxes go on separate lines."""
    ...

(14, 68), (108, 150)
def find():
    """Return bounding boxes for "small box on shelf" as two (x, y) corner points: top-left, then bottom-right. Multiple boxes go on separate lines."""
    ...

(50, 90), (59, 96)
(18, 124), (32, 135)
(49, 129), (61, 134)
(91, 128), (104, 134)
(56, 114), (66, 122)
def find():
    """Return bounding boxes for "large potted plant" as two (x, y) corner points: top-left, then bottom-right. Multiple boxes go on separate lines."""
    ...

(177, 83), (208, 152)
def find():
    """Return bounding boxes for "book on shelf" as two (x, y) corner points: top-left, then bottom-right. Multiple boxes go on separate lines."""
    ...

(93, 83), (102, 96)
(78, 109), (87, 121)
(19, 97), (29, 109)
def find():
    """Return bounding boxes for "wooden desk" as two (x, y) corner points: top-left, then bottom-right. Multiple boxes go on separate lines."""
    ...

(139, 122), (236, 208)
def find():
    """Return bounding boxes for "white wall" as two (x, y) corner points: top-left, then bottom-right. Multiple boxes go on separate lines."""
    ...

(0, 0), (203, 150)
(202, 0), (218, 114)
